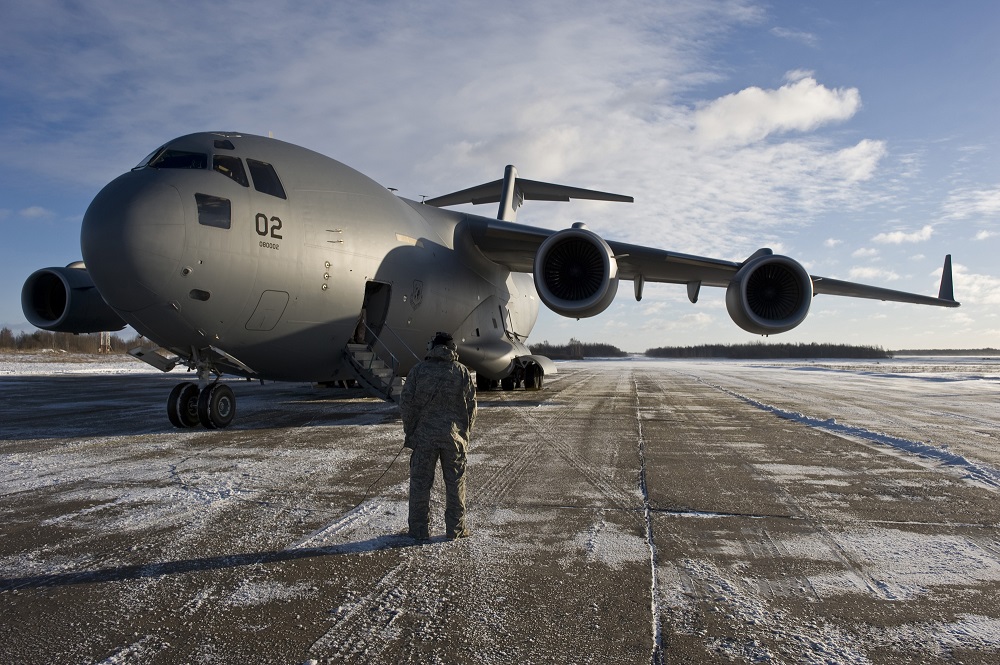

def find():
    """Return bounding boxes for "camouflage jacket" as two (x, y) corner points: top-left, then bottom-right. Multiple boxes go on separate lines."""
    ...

(400, 346), (477, 449)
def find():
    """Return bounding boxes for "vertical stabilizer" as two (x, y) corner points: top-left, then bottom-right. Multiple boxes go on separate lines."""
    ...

(497, 165), (522, 221)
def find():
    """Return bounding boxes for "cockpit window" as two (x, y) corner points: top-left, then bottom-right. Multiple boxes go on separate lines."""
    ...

(247, 159), (287, 199)
(213, 155), (249, 187)
(196, 193), (231, 229)
(134, 146), (166, 170)
(149, 150), (208, 170)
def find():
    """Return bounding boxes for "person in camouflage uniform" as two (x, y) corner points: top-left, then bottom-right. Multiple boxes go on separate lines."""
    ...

(400, 332), (477, 541)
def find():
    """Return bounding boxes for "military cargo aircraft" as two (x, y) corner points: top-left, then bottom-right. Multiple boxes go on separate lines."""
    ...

(21, 132), (958, 429)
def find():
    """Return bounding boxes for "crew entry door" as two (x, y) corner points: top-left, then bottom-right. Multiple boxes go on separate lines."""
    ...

(360, 281), (391, 345)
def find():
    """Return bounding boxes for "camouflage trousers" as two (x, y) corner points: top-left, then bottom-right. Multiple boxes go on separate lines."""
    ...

(408, 439), (467, 538)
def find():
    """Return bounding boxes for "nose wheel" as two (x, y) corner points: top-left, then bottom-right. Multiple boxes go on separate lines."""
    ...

(167, 381), (236, 429)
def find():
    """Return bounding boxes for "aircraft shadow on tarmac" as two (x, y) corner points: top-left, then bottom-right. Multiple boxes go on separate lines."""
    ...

(0, 375), (400, 441)
(0, 534), (435, 591)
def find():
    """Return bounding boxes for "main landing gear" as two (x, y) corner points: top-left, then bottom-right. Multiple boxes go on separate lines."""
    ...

(167, 381), (236, 429)
(477, 360), (544, 392)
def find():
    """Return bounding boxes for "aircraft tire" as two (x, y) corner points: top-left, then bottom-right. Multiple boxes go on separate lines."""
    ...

(525, 364), (543, 391)
(198, 383), (236, 429)
(501, 376), (515, 391)
(168, 382), (200, 428)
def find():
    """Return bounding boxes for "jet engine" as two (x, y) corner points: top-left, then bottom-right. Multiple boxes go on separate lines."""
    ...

(21, 264), (127, 333)
(725, 253), (813, 335)
(533, 225), (619, 318)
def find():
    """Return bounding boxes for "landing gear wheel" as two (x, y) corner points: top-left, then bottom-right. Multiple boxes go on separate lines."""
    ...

(198, 383), (236, 429)
(477, 374), (497, 391)
(167, 382), (200, 428)
(525, 364), (544, 391)
(501, 376), (515, 391)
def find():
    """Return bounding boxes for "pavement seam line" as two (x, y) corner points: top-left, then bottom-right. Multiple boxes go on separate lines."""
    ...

(634, 375), (664, 665)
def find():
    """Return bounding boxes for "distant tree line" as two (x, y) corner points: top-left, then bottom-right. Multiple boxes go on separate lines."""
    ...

(892, 348), (1000, 356)
(644, 342), (892, 359)
(0, 327), (152, 354)
(529, 338), (627, 360)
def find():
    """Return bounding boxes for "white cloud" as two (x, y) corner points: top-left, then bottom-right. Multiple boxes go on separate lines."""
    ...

(849, 267), (900, 281)
(852, 247), (878, 258)
(694, 77), (861, 147)
(831, 139), (886, 183)
(975, 230), (996, 240)
(953, 264), (1000, 305)
(872, 224), (934, 244)
(785, 69), (816, 82)
(771, 28), (818, 48)
(824, 238), (842, 247)
(943, 186), (1000, 220)
(19, 206), (53, 220)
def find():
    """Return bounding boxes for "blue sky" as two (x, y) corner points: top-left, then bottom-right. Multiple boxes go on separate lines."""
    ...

(2, 0), (998, 351)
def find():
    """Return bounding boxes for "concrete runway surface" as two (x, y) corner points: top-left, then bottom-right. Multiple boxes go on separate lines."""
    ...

(1, 355), (999, 664)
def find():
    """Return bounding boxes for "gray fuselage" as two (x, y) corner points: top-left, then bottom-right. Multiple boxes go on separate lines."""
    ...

(81, 132), (539, 381)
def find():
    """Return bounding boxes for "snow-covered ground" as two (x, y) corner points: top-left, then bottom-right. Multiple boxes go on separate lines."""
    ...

(0, 351), (175, 376)
(0, 353), (998, 663)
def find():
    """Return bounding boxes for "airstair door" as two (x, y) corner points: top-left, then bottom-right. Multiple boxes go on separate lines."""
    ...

(360, 281), (392, 345)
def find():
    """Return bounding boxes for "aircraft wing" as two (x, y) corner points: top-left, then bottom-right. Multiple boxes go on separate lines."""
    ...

(460, 217), (738, 286)
(458, 216), (959, 315)
(441, 165), (956, 335)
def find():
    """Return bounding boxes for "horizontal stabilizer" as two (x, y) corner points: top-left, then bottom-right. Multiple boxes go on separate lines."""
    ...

(425, 168), (632, 211)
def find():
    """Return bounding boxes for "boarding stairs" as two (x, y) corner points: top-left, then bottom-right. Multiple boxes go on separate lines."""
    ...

(343, 323), (424, 403)
(344, 343), (404, 403)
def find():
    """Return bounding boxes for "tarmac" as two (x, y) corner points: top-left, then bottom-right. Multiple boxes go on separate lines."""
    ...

(1, 357), (999, 663)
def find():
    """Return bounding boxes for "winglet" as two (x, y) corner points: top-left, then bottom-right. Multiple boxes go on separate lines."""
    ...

(938, 254), (955, 302)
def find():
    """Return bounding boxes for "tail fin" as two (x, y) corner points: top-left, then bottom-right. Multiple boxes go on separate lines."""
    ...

(497, 165), (522, 221)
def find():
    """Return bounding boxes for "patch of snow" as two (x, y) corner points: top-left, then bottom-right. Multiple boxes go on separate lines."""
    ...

(571, 514), (650, 570)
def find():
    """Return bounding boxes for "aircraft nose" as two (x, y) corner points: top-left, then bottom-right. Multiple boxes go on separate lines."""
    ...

(81, 173), (186, 312)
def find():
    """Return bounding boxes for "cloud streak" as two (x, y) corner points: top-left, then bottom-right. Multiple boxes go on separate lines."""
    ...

(872, 225), (934, 244)
(0, 0), (893, 264)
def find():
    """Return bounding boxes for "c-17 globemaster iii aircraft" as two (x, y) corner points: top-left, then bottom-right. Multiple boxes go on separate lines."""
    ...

(21, 132), (959, 429)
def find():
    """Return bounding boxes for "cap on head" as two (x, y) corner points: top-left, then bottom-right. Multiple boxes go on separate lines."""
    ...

(430, 331), (457, 350)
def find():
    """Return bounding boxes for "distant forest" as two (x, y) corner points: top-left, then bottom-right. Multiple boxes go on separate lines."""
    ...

(0, 327), (149, 354)
(645, 342), (892, 359)
(529, 338), (627, 359)
(3, 326), (995, 360)
(893, 348), (1000, 356)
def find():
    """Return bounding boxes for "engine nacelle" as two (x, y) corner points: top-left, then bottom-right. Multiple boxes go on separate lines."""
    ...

(726, 254), (813, 335)
(533, 225), (619, 318)
(21, 264), (127, 333)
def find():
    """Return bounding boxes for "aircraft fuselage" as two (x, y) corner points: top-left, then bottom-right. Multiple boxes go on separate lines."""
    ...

(80, 132), (538, 383)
